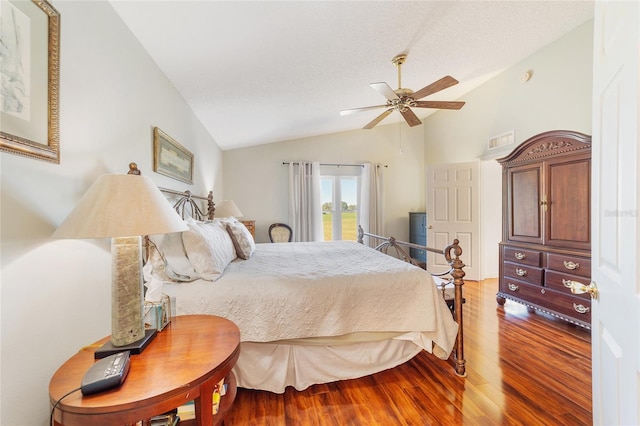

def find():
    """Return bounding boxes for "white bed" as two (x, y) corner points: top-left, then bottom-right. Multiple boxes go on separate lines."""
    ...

(147, 189), (466, 393)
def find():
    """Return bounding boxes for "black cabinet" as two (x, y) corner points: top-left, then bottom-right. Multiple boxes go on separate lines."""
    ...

(409, 212), (426, 263)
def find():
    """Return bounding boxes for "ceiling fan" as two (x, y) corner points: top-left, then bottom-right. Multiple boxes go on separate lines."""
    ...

(341, 54), (465, 129)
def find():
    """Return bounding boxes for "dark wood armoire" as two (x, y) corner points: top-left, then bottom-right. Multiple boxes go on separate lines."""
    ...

(496, 130), (592, 328)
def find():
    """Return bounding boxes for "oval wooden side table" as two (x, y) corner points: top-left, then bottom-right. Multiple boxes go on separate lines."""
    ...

(49, 315), (240, 426)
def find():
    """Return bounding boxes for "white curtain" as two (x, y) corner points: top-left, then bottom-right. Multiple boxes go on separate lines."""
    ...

(288, 161), (323, 242)
(358, 162), (385, 246)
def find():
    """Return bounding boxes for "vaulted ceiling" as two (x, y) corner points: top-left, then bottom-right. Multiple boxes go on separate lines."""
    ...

(111, 1), (594, 150)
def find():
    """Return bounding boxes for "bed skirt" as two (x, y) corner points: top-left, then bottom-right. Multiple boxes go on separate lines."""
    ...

(232, 337), (424, 393)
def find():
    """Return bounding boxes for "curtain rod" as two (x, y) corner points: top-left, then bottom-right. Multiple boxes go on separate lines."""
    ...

(282, 162), (388, 168)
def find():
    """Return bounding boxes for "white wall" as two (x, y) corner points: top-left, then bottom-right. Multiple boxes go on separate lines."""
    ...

(224, 123), (426, 243)
(479, 160), (503, 278)
(423, 20), (593, 164)
(421, 20), (593, 278)
(0, 2), (223, 425)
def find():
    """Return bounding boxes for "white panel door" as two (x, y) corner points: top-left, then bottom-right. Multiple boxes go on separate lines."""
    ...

(591, 1), (639, 424)
(426, 161), (479, 280)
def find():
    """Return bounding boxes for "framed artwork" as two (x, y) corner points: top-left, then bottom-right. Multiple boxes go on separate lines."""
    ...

(0, 0), (60, 163)
(153, 127), (194, 184)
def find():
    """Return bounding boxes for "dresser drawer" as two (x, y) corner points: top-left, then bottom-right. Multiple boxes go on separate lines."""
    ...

(503, 261), (543, 285)
(547, 253), (591, 278)
(503, 246), (542, 267)
(501, 278), (592, 324)
(545, 270), (591, 299)
(540, 288), (592, 324)
(500, 277), (547, 304)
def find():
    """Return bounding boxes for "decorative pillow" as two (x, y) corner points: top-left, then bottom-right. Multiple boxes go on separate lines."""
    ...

(224, 218), (256, 259)
(182, 218), (237, 281)
(147, 231), (200, 282)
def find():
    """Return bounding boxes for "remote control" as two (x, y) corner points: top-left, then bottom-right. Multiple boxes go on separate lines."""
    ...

(81, 351), (131, 395)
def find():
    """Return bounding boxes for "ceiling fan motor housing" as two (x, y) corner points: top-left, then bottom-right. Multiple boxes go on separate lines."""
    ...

(387, 95), (417, 112)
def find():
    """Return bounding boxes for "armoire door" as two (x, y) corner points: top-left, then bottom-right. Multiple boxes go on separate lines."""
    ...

(507, 163), (543, 245)
(545, 154), (591, 250)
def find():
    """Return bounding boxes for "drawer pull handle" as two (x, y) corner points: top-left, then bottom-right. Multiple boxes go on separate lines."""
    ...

(508, 283), (519, 291)
(562, 279), (575, 288)
(515, 268), (527, 277)
(573, 303), (590, 314)
(563, 261), (579, 270)
(515, 252), (526, 260)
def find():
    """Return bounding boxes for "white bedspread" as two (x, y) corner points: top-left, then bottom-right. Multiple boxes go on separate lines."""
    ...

(161, 240), (458, 359)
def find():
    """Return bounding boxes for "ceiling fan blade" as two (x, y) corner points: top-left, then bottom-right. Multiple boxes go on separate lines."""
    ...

(414, 100), (466, 110)
(340, 105), (388, 116)
(370, 82), (399, 101)
(400, 108), (422, 127)
(412, 75), (459, 100)
(363, 109), (394, 129)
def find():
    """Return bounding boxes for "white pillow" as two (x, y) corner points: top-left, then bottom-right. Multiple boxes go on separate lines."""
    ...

(223, 217), (256, 259)
(147, 231), (200, 282)
(182, 218), (237, 280)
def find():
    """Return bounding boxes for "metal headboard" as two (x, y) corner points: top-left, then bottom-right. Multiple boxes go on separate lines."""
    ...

(159, 187), (215, 220)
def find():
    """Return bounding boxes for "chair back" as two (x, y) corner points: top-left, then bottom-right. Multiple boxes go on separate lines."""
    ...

(269, 223), (293, 243)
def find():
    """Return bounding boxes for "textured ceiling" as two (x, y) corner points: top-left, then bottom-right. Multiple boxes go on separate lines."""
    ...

(110, 1), (594, 151)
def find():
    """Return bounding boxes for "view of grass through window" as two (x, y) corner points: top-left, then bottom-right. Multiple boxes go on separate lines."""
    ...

(321, 177), (358, 241)
(322, 212), (357, 241)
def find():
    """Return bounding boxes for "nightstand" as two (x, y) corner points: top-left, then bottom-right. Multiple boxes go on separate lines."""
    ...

(49, 315), (240, 426)
(240, 220), (255, 239)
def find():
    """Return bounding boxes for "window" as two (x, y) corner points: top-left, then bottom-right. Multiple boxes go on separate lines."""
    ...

(320, 166), (360, 241)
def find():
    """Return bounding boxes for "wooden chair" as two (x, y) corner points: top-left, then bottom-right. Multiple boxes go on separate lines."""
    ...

(269, 223), (293, 243)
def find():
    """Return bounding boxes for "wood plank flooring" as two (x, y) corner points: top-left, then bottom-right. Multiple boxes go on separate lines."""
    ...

(224, 279), (591, 425)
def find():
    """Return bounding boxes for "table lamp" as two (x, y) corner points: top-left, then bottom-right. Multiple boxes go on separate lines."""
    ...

(54, 163), (188, 358)
(214, 200), (243, 218)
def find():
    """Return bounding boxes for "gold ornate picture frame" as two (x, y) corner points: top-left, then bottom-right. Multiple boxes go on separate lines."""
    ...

(0, 0), (60, 163)
(153, 127), (194, 184)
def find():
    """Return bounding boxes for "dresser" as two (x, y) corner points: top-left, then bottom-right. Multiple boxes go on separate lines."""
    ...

(409, 212), (426, 264)
(496, 130), (592, 328)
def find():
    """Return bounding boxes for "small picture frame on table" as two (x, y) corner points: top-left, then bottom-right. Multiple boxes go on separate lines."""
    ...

(153, 127), (193, 184)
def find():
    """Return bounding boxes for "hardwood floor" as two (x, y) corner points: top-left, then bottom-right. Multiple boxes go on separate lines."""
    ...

(224, 279), (592, 425)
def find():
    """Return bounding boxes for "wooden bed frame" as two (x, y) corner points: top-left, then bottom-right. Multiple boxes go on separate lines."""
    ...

(157, 188), (467, 378)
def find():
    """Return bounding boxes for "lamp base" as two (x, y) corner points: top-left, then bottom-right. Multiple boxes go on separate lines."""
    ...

(94, 328), (157, 359)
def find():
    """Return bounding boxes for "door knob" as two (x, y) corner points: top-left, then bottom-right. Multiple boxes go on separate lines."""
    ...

(539, 195), (548, 212)
(428, 225), (433, 229)
(565, 280), (599, 300)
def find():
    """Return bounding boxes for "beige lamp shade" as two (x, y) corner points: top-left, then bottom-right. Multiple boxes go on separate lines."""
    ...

(215, 199), (243, 218)
(54, 174), (188, 239)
